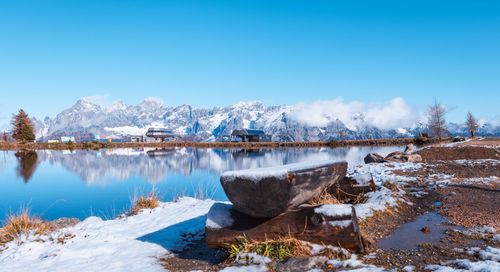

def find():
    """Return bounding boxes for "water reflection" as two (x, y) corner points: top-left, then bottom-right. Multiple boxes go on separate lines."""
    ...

(15, 150), (38, 183)
(1, 146), (401, 221)
(34, 146), (396, 184)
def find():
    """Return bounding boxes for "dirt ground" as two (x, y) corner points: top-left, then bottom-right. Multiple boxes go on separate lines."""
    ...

(457, 138), (500, 147)
(363, 145), (500, 270)
(416, 145), (499, 161)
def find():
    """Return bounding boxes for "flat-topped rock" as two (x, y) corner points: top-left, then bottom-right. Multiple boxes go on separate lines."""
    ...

(220, 160), (347, 218)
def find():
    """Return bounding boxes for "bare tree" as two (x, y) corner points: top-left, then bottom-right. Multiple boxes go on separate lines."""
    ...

(466, 112), (479, 138)
(427, 101), (447, 139)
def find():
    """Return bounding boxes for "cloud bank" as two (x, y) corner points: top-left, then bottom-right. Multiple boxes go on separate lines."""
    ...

(289, 97), (417, 130)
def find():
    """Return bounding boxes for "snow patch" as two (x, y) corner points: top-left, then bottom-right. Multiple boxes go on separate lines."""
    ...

(222, 160), (344, 183)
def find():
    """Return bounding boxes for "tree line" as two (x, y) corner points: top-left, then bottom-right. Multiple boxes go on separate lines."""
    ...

(426, 100), (479, 139)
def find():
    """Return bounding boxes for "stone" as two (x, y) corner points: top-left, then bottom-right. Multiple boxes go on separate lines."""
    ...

(405, 154), (423, 162)
(385, 151), (406, 162)
(364, 153), (387, 164)
(404, 144), (416, 154)
(220, 161), (347, 218)
(206, 203), (365, 252)
(274, 256), (330, 272)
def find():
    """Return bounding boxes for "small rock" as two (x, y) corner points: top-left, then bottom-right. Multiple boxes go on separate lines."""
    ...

(405, 154), (423, 162)
(274, 256), (329, 272)
(50, 218), (80, 230)
(364, 153), (387, 164)
(420, 226), (432, 234)
(385, 151), (406, 162)
(404, 144), (416, 154)
(434, 201), (443, 207)
(452, 136), (466, 142)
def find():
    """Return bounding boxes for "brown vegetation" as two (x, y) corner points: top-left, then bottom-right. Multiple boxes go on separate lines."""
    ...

(131, 192), (160, 215)
(225, 235), (312, 261)
(308, 189), (341, 205)
(0, 210), (51, 244)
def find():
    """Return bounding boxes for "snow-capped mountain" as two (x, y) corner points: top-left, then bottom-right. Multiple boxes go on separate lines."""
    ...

(33, 98), (500, 141)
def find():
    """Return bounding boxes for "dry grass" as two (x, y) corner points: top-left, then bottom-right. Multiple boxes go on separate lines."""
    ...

(308, 189), (341, 205)
(308, 188), (368, 205)
(131, 191), (160, 215)
(0, 210), (51, 244)
(383, 181), (399, 192)
(225, 235), (312, 261)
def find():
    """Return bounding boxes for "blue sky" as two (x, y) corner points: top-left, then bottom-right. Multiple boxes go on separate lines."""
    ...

(0, 0), (499, 129)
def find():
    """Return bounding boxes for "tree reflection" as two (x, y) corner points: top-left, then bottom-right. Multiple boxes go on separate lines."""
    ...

(15, 150), (39, 183)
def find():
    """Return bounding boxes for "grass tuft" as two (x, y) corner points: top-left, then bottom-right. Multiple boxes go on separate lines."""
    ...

(308, 189), (341, 205)
(131, 191), (160, 215)
(0, 209), (51, 244)
(383, 181), (399, 192)
(224, 235), (312, 262)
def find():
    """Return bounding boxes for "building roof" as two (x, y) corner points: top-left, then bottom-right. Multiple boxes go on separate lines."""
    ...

(231, 129), (266, 136)
(146, 128), (175, 137)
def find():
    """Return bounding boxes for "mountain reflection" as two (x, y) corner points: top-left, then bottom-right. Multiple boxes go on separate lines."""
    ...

(33, 146), (397, 184)
(15, 150), (39, 183)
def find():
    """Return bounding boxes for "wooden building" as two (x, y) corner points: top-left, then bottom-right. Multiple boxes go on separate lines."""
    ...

(231, 129), (271, 142)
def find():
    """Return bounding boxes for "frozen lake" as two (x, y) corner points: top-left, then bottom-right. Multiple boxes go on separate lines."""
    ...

(0, 146), (400, 223)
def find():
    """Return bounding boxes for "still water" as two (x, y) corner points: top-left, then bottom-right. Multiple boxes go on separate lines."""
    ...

(0, 146), (399, 223)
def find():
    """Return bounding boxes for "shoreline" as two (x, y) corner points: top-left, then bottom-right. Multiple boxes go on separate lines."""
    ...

(0, 137), (445, 151)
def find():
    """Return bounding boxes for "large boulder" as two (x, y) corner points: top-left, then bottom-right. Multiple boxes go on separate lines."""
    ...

(364, 153), (387, 164)
(220, 161), (347, 218)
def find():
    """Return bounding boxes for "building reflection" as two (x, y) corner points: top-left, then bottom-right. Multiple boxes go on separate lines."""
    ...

(32, 146), (396, 184)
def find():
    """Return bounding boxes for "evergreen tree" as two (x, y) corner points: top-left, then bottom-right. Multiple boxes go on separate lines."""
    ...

(11, 109), (36, 143)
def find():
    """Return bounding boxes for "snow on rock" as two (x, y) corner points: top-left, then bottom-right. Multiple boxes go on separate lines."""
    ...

(222, 160), (345, 183)
(352, 173), (373, 186)
(0, 197), (215, 272)
(315, 162), (419, 220)
(349, 162), (423, 186)
(315, 204), (352, 218)
(219, 252), (271, 272)
(206, 202), (234, 229)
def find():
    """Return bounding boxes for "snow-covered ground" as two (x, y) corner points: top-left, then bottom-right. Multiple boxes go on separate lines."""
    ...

(0, 198), (214, 272)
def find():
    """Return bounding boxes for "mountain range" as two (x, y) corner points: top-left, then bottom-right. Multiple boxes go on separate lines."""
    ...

(32, 98), (500, 141)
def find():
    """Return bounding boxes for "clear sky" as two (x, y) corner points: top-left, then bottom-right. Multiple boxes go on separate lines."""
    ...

(0, 0), (499, 129)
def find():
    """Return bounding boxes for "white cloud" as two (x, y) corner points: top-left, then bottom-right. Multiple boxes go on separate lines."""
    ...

(479, 115), (500, 128)
(81, 94), (110, 106)
(143, 97), (164, 105)
(289, 97), (417, 130)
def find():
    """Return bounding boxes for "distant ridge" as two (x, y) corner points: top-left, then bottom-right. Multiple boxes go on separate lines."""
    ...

(32, 98), (500, 141)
